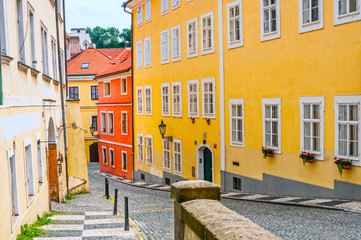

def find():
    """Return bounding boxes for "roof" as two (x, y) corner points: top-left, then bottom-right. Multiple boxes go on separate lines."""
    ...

(67, 48), (127, 76)
(95, 48), (131, 79)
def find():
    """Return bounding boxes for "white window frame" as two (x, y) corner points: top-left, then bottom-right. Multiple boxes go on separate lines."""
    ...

(90, 114), (98, 132)
(144, 36), (152, 68)
(187, 79), (199, 118)
(187, 18), (198, 58)
(262, 98), (281, 153)
(202, 78), (216, 119)
(172, 0), (180, 10)
(300, 96), (325, 160)
(145, 85), (152, 116)
(146, 135), (154, 165)
(173, 139), (182, 175)
(299, 0), (324, 33)
(171, 25), (181, 62)
(163, 139), (171, 172)
(145, 0), (152, 23)
(24, 138), (35, 205)
(161, 29), (170, 64)
(161, 0), (169, 15)
(90, 84), (99, 101)
(36, 133), (43, 188)
(137, 5), (143, 27)
(109, 148), (115, 168)
(172, 82), (182, 117)
(0, 0), (9, 56)
(227, 0), (244, 49)
(334, 0), (361, 25)
(121, 111), (128, 135)
(100, 111), (106, 134)
(102, 146), (107, 165)
(334, 95), (361, 165)
(51, 38), (58, 80)
(138, 134), (144, 163)
(17, 0), (26, 64)
(29, 3), (36, 68)
(122, 151), (128, 172)
(41, 24), (49, 75)
(260, 0), (281, 42)
(136, 40), (143, 69)
(137, 86), (144, 115)
(229, 99), (245, 147)
(107, 111), (114, 135)
(161, 83), (171, 117)
(68, 85), (80, 100)
(7, 147), (20, 230)
(201, 11), (215, 55)
(104, 81), (111, 97)
(121, 78), (127, 95)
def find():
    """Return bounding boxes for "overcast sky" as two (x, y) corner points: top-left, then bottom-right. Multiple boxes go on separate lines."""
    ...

(65, 0), (131, 32)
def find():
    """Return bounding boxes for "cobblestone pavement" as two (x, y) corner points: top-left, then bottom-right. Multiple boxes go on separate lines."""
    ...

(91, 163), (361, 240)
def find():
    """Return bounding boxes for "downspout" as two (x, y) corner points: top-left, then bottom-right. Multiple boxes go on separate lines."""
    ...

(218, 0), (226, 190)
(122, 2), (134, 180)
(55, 0), (69, 195)
(0, 37), (2, 106)
(62, 0), (69, 91)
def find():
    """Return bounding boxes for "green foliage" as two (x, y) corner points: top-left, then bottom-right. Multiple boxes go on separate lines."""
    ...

(17, 212), (59, 240)
(86, 26), (131, 48)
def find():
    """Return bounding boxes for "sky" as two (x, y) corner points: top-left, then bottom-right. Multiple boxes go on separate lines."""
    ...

(65, 0), (131, 32)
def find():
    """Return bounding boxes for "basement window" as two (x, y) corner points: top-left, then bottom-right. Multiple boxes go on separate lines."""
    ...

(233, 177), (241, 191)
(81, 62), (89, 69)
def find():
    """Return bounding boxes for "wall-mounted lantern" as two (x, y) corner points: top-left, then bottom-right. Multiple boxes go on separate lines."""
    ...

(158, 120), (173, 142)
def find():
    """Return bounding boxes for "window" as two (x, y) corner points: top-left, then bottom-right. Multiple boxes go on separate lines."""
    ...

(68, 86), (79, 100)
(161, 0), (169, 15)
(41, 26), (49, 75)
(227, 0), (243, 49)
(24, 139), (35, 204)
(146, 1), (151, 22)
(146, 135), (153, 165)
(300, 97), (324, 160)
(0, 0), (9, 55)
(122, 151), (127, 171)
(233, 177), (241, 191)
(137, 6), (143, 26)
(188, 79), (199, 118)
(121, 111), (128, 135)
(299, 0), (323, 33)
(17, 0), (26, 63)
(144, 37), (152, 67)
(109, 149), (115, 168)
(335, 95), (361, 164)
(163, 139), (171, 171)
(29, 5), (36, 68)
(172, 82), (182, 117)
(187, 18), (198, 58)
(108, 112), (114, 135)
(171, 25), (181, 62)
(262, 98), (281, 153)
(260, 0), (280, 41)
(91, 85), (98, 100)
(136, 40), (142, 68)
(102, 147), (107, 165)
(8, 148), (20, 224)
(37, 138), (43, 186)
(121, 78), (127, 94)
(57, 0), (63, 18)
(91, 115), (97, 132)
(172, 0), (180, 9)
(161, 29), (169, 64)
(202, 78), (216, 118)
(51, 39), (58, 80)
(162, 83), (170, 116)
(101, 112), (106, 134)
(81, 62), (89, 69)
(145, 85), (152, 115)
(230, 99), (244, 147)
(104, 82), (111, 97)
(174, 139), (182, 175)
(201, 12), (214, 55)
(138, 134), (144, 162)
(137, 87), (143, 115)
(334, 0), (361, 25)
(60, 51), (65, 84)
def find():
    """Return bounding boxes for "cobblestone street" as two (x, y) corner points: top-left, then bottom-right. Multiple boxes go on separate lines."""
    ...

(88, 163), (361, 240)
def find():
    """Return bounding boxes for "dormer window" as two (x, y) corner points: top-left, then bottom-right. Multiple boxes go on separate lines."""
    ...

(81, 63), (89, 69)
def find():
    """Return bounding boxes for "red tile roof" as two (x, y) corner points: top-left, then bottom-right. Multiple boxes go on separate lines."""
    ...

(95, 48), (132, 79)
(97, 48), (127, 60)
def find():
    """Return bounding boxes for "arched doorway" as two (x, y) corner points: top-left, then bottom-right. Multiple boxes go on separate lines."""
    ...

(47, 117), (59, 203)
(197, 144), (214, 183)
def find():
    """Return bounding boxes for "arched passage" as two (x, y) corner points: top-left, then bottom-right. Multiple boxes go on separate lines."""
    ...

(196, 143), (214, 183)
(47, 117), (59, 203)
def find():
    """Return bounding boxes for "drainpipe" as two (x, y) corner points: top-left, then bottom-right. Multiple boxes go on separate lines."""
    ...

(55, 0), (69, 195)
(62, 0), (69, 92)
(122, 1), (134, 180)
(0, 37), (2, 106)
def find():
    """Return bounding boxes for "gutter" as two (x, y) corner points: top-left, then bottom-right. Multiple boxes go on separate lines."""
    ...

(122, 1), (134, 180)
(94, 67), (131, 80)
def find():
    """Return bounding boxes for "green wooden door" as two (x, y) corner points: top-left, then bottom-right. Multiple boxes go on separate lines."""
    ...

(203, 148), (212, 182)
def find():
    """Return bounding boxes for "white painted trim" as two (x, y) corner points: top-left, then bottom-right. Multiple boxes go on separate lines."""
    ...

(137, 5), (143, 27)
(145, 135), (154, 166)
(160, 29), (170, 64)
(89, 84), (98, 101)
(109, 148), (115, 168)
(97, 103), (132, 107)
(171, 0), (180, 10)
(299, 96), (325, 160)
(201, 11), (215, 55)
(299, 0), (324, 33)
(187, 79), (199, 118)
(121, 111), (128, 135)
(144, 85), (153, 116)
(68, 85), (80, 100)
(137, 134), (145, 163)
(144, 36), (152, 68)
(98, 140), (133, 149)
(107, 111), (114, 136)
(7, 147), (21, 231)
(90, 114), (98, 132)
(260, 0), (281, 42)
(229, 99), (245, 148)
(24, 137), (32, 147)
(145, 0), (152, 23)
(196, 143), (215, 183)
(161, 82), (171, 117)
(136, 86), (144, 115)
(102, 146), (108, 165)
(202, 78), (216, 119)
(186, 18), (198, 59)
(121, 78), (128, 95)
(334, 0), (361, 25)
(161, 0), (169, 15)
(173, 139), (182, 176)
(136, 40), (143, 69)
(100, 111), (107, 134)
(0, 0), (10, 56)
(227, 0), (244, 49)
(172, 82), (182, 117)
(163, 139), (172, 172)
(171, 25), (181, 62)
(122, 150), (128, 172)
(262, 98), (282, 153)
(24, 138), (35, 206)
(103, 81), (111, 98)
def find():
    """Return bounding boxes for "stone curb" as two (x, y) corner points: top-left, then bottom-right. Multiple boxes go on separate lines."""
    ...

(94, 170), (361, 214)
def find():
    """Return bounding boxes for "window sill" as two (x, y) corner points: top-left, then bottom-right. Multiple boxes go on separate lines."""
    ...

(189, 115), (199, 119)
(228, 40), (243, 50)
(42, 74), (53, 82)
(163, 168), (171, 173)
(338, 11), (360, 19)
(121, 133), (128, 136)
(172, 4), (180, 10)
(173, 114), (182, 118)
(174, 172), (182, 176)
(137, 112), (144, 115)
(187, 52), (198, 59)
(53, 79), (60, 85)
(146, 18), (152, 23)
(30, 68), (41, 78)
(137, 23), (143, 28)
(145, 113), (152, 116)
(161, 60), (170, 65)
(201, 48), (215, 56)
(203, 115), (216, 119)
(18, 61), (31, 73)
(137, 66), (143, 69)
(172, 56), (181, 62)
(162, 113), (171, 117)
(1, 54), (14, 65)
(261, 31), (280, 42)
(161, 10), (169, 16)
(27, 195), (35, 207)
(12, 215), (20, 232)
(230, 143), (244, 148)
(144, 64), (152, 68)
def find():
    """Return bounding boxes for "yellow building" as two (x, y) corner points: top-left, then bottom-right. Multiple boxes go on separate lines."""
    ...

(0, 0), (68, 238)
(127, 0), (360, 200)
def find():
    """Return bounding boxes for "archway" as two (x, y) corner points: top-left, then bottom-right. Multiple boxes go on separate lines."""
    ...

(196, 143), (214, 183)
(47, 117), (59, 203)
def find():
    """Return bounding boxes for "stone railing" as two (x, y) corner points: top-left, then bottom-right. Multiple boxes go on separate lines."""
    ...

(171, 180), (280, 240)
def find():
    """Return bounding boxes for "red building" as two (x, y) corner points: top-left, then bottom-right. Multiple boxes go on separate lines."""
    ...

(95, 49), (133, 179)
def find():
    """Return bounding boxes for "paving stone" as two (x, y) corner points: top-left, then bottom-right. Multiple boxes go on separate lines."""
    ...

(51, 215), (85, 221)
(318, 200), (351, 206)
(83, 223), (124, 230)
(41, 224), (84, 231)
(257, 196), (285, 201)
(84, 218), (123, 225)
(286, 198), (314, 203)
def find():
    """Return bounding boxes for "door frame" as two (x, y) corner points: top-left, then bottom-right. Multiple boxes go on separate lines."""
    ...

(196, 143), (214, 183)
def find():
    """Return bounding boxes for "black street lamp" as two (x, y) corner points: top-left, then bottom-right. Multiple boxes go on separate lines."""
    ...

(158, 120), (173, 142)
(89, 125), (95, 136)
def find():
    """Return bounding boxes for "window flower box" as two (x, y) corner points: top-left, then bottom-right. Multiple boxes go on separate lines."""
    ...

(109, 129), (113, 134)
(299, 151), (315, 165)
(334, 157), (352, 175)
(262, 147), (274, 158)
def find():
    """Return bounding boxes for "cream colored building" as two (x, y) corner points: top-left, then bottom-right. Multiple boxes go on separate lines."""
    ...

(0, 0), (68, 239)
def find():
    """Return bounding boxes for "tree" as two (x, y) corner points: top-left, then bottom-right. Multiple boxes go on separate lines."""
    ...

(86, 26), (132, 48)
